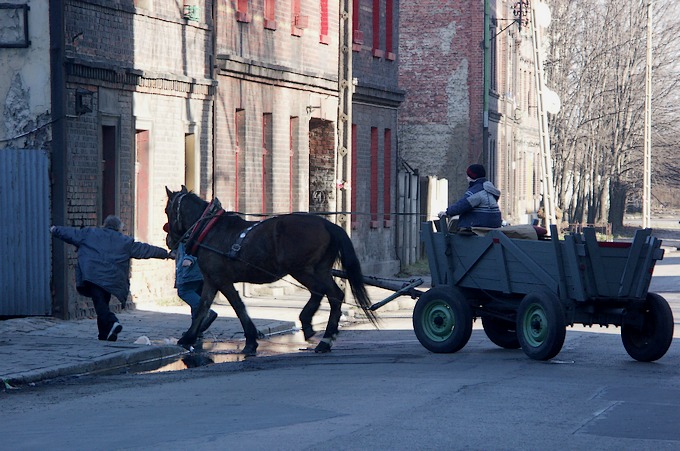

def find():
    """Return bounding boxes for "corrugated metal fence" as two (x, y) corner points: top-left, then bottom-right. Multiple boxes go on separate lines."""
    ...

(0, 148), (51, 316)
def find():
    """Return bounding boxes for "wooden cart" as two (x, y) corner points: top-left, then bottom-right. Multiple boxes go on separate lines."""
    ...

(413, 220), (674, 361)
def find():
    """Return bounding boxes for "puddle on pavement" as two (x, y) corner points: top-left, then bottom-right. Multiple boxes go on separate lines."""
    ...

(124, 331), (313, 374)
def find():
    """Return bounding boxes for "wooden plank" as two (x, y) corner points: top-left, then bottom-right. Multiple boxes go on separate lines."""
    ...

(618, 229), (651, 297)
(562, 235), (587, 302)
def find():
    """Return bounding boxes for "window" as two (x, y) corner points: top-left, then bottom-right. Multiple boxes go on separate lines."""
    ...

(135, 130), (149, 241)
(351, 124), (358, 227)
(352, 0), (363, 50)
(184, 133), (198, 193)
(289, 117), (299, 212)
(235, 109), (246, 211)
(370, 127), (379, 228)
(372, 0), (383, 58)
(237, 0), (250, 23)
(262, 113), (273, 214)
(385, 0), (394, 60)
(383, 129), (391, 227)
(264, 0), (276, 29)
(291, 0), (307, 36)
(320, 0), (329, 44)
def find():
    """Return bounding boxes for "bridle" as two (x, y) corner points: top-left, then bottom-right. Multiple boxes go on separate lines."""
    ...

(165, 190), (225, 254)
(165, 191), (190, 250)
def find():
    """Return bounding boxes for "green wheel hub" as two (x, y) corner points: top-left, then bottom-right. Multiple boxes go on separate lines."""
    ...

(420, 300), (455, 342)
(522, 304), (548, 347)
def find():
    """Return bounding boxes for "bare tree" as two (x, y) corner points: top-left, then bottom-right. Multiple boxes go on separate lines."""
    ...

(544, 0), (680, 232)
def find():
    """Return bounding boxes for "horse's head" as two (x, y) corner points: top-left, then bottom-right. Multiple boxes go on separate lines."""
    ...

(164, 185), (207, 250)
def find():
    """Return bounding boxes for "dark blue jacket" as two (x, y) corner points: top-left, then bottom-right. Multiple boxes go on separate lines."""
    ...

(52, 226), (168, 304)
(445, 178), (502, 228)
(174, 242), (203, 288)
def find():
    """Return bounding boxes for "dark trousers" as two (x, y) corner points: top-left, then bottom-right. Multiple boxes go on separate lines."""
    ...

(84, 282), (119, 339)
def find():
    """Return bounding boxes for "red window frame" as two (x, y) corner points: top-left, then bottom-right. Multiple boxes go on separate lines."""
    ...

(372, 0), (384, 58)
(237, 0), (251, 22)
(383, 129), (392, 227)
(386, 0), (395, 60)
(370, 127), (379, 227)
(352, 0), (363, 50)
(320, 0), (329, 44)
(351, 124), (357, 228)
(264, 0), (276, 29)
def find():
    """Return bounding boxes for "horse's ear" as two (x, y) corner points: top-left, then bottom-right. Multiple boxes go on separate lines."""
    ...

(166, 186), (173, 198)
(181, 185), (188, 193)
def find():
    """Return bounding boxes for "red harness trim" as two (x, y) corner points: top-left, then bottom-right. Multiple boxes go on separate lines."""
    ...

(186, 200), (225, 255)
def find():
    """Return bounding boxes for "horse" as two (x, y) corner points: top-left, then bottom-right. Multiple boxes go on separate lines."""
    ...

(164, 186), (379, 355)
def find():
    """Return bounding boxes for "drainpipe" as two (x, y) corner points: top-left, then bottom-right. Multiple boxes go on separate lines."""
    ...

(49, 0), (68, 319)
(483, 0), (490, 166)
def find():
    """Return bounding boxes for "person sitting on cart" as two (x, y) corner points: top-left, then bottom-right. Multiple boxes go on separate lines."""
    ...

(438, 164), (502, 231)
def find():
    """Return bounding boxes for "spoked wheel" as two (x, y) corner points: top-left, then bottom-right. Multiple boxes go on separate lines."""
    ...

(413, 287), (473, 353)
(517, 291), (566, 361)
(621, 292), (674, 362)
(482, 315), (520, 349)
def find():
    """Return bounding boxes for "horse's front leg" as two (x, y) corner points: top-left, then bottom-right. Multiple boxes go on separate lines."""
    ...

(221, 283), (259, 356)
(178, 281), (218, 348)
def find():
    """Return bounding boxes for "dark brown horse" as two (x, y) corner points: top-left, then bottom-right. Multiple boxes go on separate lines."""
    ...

(164, 186), (378, 355)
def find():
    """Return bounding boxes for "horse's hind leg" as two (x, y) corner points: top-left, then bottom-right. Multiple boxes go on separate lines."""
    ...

(220, 283), (259, 356)
(314, 277), (344, 353)
(299, 292), (323, 340)
(294, 271), (344, 353)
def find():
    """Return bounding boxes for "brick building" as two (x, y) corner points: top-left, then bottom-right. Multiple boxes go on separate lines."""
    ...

(398, 0), (541, 225)
(48, 0), (214, 318)
(211, 0), (403, 277)
(0, 0), (403, 318)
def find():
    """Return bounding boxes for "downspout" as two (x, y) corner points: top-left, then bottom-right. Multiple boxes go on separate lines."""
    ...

(482, 0), (490, 166)
(49, 0), (68, 318)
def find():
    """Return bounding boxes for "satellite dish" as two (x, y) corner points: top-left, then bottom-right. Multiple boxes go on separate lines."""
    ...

(544, 87), (561, 114)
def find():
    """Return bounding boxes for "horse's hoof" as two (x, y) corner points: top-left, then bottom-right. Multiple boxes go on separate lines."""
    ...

(257, 329), (266, 339)
(302, 326), (316, 341)
(242, 343), (258, 356)
(314, 341), (332, 353)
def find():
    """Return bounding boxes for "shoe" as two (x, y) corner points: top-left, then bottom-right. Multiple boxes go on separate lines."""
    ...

(198, 310), (218, 335)
(106, 322), (123, 342)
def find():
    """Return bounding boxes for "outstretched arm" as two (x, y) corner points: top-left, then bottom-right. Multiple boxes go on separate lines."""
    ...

(130, 241), (169, 260)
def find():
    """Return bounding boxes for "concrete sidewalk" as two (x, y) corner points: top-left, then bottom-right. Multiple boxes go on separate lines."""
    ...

(0, 285), (412, 388)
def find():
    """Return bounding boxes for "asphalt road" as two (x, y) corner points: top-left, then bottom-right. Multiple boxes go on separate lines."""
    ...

(2, 306), (679, 450)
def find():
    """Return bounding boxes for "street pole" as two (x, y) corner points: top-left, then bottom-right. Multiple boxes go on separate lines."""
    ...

(642, 0), (652, 229)
(337, 0), (352, 234)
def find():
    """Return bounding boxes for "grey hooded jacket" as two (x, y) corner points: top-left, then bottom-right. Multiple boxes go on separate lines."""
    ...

(445, 178), (502, 228)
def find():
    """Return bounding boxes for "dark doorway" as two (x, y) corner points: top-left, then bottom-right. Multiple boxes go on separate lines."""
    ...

(102, 125), (117, 220)
(308, 118), (335, 213)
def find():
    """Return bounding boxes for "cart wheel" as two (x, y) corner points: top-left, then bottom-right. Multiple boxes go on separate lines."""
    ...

(482, 316), (520, 349)
(621, 292), (674, 362)
(517, 291), (566, 360)
(413, 287), (473, 353)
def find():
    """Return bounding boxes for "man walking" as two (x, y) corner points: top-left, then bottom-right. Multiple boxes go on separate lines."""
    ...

(51, 215), (169, 341)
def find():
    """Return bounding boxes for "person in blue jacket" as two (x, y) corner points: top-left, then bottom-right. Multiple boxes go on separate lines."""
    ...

(438, 164), (503, 229)
(50, 215), (169, 341)
(173, 242), (217, 337)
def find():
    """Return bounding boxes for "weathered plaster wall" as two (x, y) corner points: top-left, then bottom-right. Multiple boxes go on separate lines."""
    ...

(0, 1), (51, 149)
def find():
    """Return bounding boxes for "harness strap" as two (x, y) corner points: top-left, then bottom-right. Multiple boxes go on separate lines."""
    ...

(186, 199), (224, 255)
(227, 219), (268, 259)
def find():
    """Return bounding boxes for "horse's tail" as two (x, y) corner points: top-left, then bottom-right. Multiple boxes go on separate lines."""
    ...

(324, 221), (379, 328)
